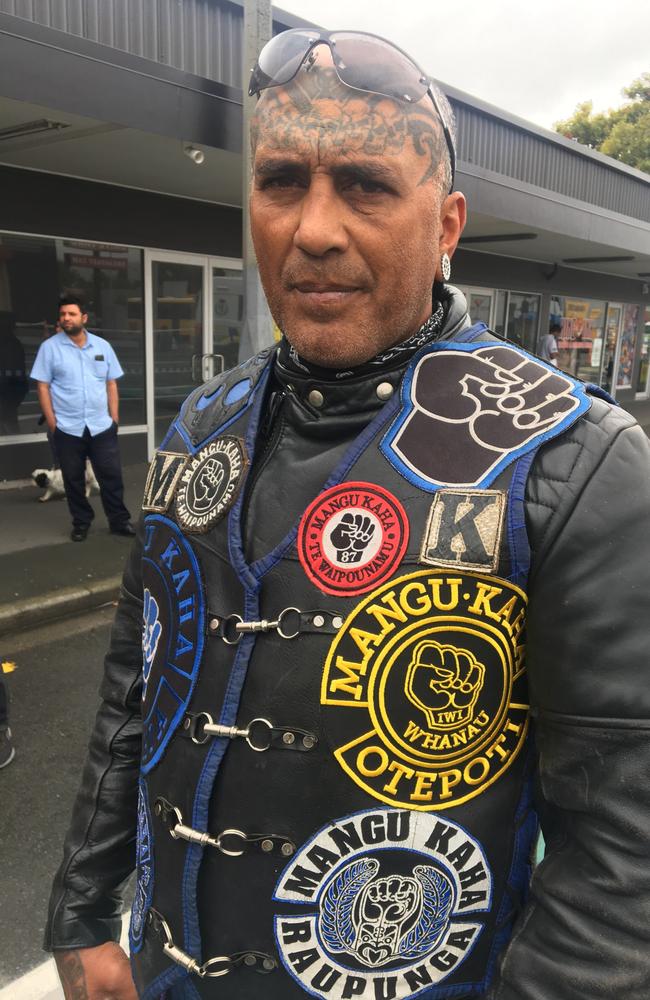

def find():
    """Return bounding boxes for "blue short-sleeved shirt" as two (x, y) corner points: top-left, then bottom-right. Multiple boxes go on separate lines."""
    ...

(30, 331), (124, 437)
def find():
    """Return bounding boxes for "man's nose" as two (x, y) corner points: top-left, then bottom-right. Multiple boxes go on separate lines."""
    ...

(293, 178), (349, 257)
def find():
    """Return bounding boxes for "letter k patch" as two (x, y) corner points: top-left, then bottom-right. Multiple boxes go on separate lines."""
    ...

(420, 489), (506, 572)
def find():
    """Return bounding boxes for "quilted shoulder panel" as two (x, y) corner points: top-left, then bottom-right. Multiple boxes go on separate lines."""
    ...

(525, 398), (639, 567)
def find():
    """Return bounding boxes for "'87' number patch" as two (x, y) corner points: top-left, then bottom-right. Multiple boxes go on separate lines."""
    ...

(298, 482), (409, 597)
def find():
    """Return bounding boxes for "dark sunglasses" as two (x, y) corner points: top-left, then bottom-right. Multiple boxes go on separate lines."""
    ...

(248, 29), (456, 190)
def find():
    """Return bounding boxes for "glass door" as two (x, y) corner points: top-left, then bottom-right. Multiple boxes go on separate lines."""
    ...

(600, 303), (622, 394)
(211, 262), (244, 375)
(145, 251), (209, 453)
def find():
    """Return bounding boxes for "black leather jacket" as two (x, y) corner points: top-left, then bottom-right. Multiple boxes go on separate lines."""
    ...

(45, 288), (650, 999)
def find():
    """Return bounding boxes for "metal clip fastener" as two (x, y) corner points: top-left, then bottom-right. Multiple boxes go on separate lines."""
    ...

(148, 907), (276, 978)
(207, 606), (342, 643)
(180, 712), (319, 753)
(154, 800), (295, 858)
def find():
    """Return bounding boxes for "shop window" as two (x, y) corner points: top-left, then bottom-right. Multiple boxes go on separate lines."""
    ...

(552, 296), (606, 384)
(506, 292), (540, 354)
(616, 304), (639, 391)
(637, 307), (650, 397)
(0, 233), (144, 439)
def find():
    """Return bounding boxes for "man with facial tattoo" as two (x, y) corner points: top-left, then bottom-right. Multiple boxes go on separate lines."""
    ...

(45, 29), (650, 1000)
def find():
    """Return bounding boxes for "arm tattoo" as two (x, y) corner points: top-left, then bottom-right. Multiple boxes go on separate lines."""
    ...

(57, 951), (88, 1000)
(251, 66), (448, 188)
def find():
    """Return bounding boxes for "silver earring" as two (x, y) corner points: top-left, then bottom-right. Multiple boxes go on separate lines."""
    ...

(440, 252), (451, 282)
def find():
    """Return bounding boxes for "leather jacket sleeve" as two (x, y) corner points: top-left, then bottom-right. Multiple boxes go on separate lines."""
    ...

(44, 522), (145, 951)
(490, 398), (650, 999)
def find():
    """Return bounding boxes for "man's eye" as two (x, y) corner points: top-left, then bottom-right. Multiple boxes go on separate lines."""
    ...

(345, 178), (388, 195)
(260, 175), (302, 190)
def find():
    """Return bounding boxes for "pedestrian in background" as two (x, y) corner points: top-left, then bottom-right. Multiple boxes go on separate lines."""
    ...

(30, 295), (135, 542)
(538, 323), (560, 365)
(0, 672), (14, 768)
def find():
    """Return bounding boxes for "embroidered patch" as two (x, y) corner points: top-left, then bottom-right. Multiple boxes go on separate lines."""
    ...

(298, 483), (409, 597)
(420, 490), (506, 573)
(141, 515), (205, 772)
(142, 451), (187, 513)
(274, 808), (491, 998)
(381, 343), (590, 492)
(129, 782), (154, 954)
(174, 436), (247, 533)
(321, 570), (528, 810)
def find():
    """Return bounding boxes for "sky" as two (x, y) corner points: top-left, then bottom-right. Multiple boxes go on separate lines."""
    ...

(276, 0), (650, 131)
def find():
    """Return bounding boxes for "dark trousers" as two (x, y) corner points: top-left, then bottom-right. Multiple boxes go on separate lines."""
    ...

(54, 423), (131, 530)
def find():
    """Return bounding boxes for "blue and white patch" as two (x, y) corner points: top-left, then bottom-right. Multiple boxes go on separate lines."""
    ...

(274, 808), (491, 999)
(140, 515), (205, 773)
(381, 342), (591, 493)
(142, 588), (162, 698)
(129, 782), (154, 954)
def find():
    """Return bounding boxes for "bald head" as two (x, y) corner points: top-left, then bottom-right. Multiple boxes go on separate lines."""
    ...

(251, 49), (453, 195)
(248, 44), (466, 368)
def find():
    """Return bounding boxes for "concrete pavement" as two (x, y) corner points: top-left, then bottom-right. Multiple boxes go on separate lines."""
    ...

(0, 463), (147, 636)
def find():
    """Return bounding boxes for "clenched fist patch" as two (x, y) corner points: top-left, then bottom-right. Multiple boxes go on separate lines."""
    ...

(321, 569), (529, 810)
(174, 435), (247, 533)
(381, 342), (590, 492)
(298, 483), (409, 597)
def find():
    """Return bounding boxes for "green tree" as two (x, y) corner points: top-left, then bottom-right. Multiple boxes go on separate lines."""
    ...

(554, 72), (650, 174)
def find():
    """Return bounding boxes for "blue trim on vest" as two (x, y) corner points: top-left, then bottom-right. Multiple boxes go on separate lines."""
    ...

(172, 360), (272, 455)
(194, 383), (224, 411)
(484, 746), (538, 991)
(585, 381), (618, 406)
(380, 340), (592, 495)
(140, 515), (206, 775)
(506, 449), (537, 590)
(447, 321), (489, 343)
(141, 963), (184, 1000)
(159, 421), (176, 451)
(178, 373), (270, 961)
(129, 781), (155, 955)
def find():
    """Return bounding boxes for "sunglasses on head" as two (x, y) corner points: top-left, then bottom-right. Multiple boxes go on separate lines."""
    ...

(248, 28), (456, 191)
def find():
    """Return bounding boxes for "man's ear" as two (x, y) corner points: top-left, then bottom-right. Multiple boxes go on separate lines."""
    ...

(437, 192), (467, 278)
(81, 313), (89, 326)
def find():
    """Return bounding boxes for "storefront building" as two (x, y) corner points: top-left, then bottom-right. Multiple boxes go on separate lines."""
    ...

(1, 0), (649, 480)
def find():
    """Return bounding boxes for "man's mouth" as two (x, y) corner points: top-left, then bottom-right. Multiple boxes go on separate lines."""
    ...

(291, 282), (362, 307)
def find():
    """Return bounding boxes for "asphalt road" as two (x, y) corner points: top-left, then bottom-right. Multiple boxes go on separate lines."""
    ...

(0, 605), (130, 987)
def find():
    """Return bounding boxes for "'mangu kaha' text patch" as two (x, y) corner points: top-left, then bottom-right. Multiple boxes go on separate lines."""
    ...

(321, 570), (528, 810)
(174, 436), (247, 533)
(274, 807), (491, 999)
(298, 482), (409, 597)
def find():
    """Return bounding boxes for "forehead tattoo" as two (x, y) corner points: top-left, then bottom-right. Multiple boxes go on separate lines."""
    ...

(251, 67), (447, 187)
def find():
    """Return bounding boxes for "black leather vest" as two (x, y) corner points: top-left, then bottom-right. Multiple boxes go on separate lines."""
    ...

(130, 331), (592, 1000)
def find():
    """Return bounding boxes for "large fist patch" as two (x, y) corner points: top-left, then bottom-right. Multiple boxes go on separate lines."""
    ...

(381, 342), (590, 492)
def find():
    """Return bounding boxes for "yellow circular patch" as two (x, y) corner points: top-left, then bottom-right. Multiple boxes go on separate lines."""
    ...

(321, 569), (529, 810)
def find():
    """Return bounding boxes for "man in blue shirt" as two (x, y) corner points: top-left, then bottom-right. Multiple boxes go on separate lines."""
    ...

(31, 295), (135, 542)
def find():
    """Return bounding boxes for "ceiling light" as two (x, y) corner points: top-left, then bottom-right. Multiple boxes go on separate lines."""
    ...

(459, 233), (538, 244)
(563, 255), (635, 264)
(0, 118), (69, 142)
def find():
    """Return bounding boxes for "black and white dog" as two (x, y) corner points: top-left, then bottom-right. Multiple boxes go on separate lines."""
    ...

(31, 465), (100, 502)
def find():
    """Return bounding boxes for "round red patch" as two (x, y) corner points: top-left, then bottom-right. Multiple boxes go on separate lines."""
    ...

(297, 482), (409, 597)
